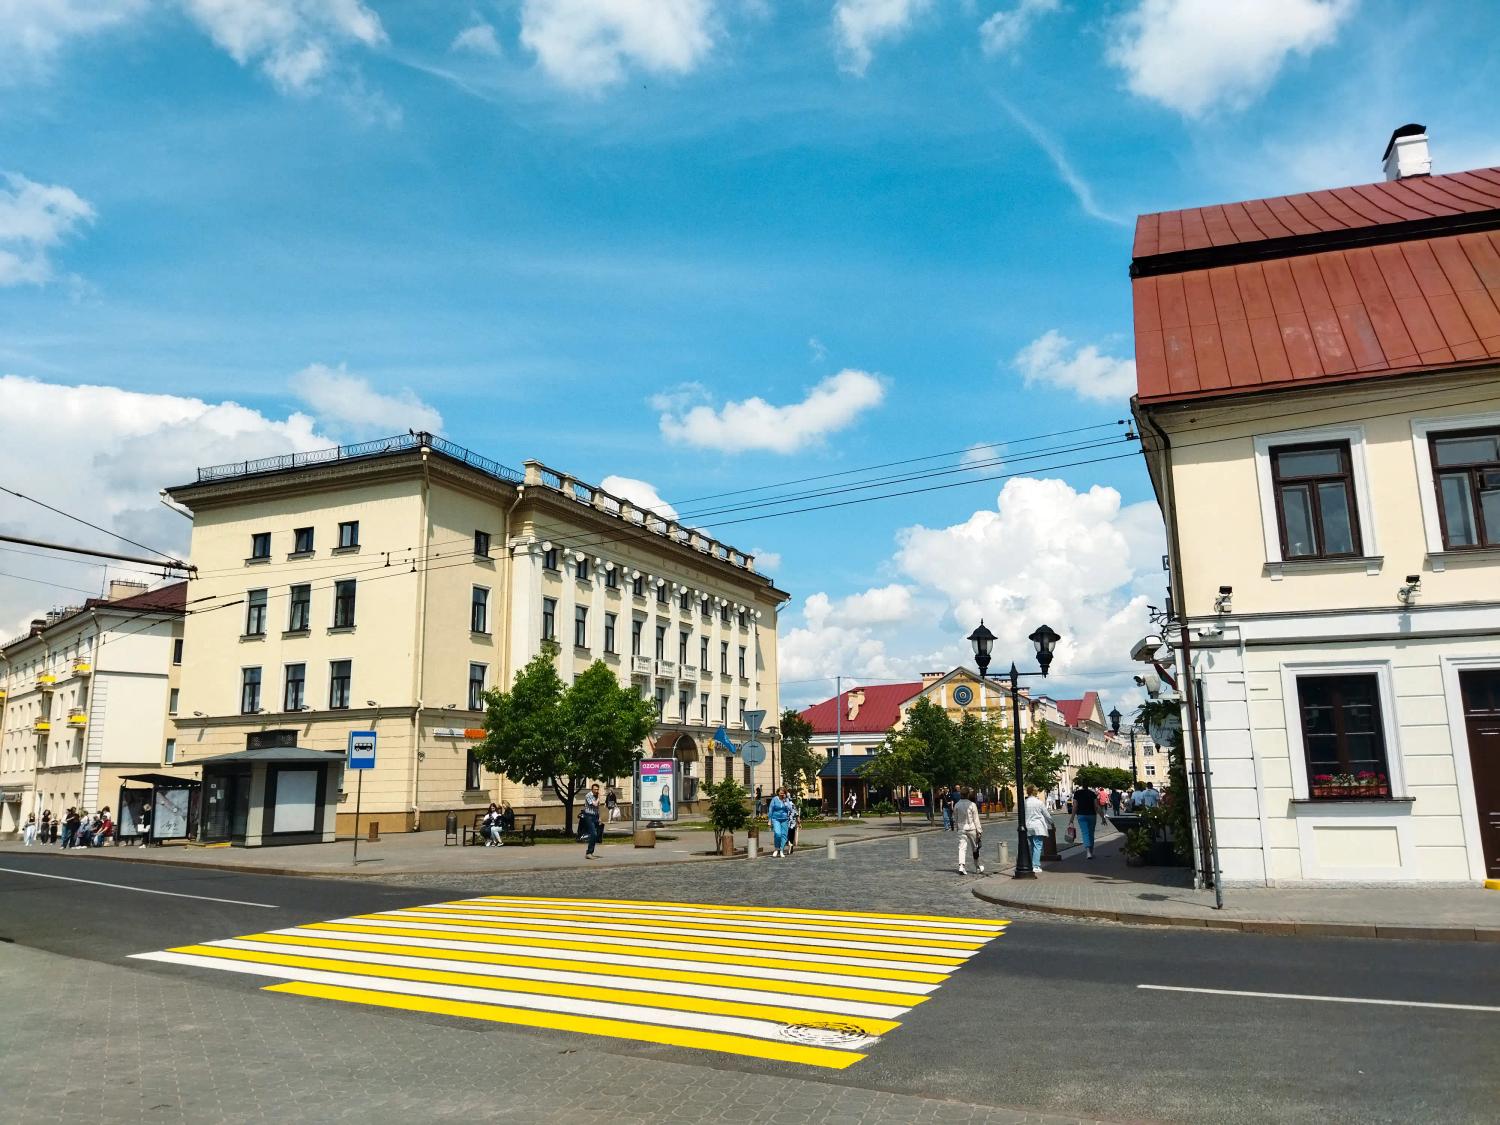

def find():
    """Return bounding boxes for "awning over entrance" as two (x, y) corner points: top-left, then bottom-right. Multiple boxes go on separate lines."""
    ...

(188, 747), (346, 766)
(819, 754), (875, 779)
(120, 772), (202, 787)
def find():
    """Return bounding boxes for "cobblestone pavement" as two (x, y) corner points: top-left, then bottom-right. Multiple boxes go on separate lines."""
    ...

(0, 940), (1112, 1125)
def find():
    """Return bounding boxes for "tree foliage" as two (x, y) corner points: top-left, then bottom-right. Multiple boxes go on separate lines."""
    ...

(476, 649), (656, 834)
(705, 777), (750, 843)
(777, 709), (820, 794)
(1074, 764), (1135, 791)
(861, 699), (1011, 821)
(1019, 721), (1068, 794)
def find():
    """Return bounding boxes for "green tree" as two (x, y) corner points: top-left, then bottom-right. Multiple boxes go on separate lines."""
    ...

(1018, 721), (1068, 796)
(476, 649), (656, 834)
(1075, 764), (1135, 791)
(705, 776), (750, 849)
(777, 709), (820, 794)
(953, 712), (1012, 792)
(860, 731), (922, 824)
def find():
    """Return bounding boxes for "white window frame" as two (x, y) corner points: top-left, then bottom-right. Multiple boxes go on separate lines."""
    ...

(1253, 424), (1379, 575)
(1409, 409), (1500, 564)
(1278, 658), (1407, 801)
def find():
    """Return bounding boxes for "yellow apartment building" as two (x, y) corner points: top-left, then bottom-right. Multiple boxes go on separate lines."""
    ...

(163, 433), (788, 836)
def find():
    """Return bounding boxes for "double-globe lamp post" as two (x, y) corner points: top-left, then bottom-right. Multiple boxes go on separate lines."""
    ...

(968, 620), (1060, 879)
(1108, 706), (1139, 788)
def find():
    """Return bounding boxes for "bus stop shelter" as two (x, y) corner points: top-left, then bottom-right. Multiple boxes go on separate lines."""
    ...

(190, 746), (345, 847)
(117, 773), (201, 845)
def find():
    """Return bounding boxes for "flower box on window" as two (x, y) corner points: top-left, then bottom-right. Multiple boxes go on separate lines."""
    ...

(1310, 772), (1389, 799)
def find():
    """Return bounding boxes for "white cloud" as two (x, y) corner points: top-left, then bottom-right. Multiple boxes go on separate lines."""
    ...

(451, 21), (502, 56)
(0, 374), (330, 634)
(834, 0), (933, 75)
(979, 0), (1058, 57)
(0, 172), (95, 287)
(1108, 0), (1356, 117)
(289, 363), (443, 436)
(960, 442), (1001, 469)
(748, 546), (781, 573)
(1015, 330), (1136, 404)
(0, 0), (145, 81)
(657, 369), (885, 454)
(599, 475), (678, 520)
(180, 0), (387, 94)
(995, 97), (1123, 225)
(519, 0), (716, 92)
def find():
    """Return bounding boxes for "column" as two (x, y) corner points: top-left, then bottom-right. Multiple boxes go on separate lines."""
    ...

(507, 541), (542, 677)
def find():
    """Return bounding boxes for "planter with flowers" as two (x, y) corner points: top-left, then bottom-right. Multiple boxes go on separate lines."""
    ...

(1310, 771), (1390, 799)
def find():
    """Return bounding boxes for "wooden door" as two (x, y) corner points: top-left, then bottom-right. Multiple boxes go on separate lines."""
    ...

(1459, 669), (1500, 879)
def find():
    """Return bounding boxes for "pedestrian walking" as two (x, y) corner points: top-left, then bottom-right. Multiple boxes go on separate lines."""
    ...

(768, 787), (793, 857)
(1071, 780), (1100, 858)
(844, 790), (858, 818)
(1109, 788), (1123, 815)
(786, 795), (800, 854)
(22, 813), (37, 846)
(1023, 786), (1050, 874)
(755, 785), (764, 817)
(955, 787), (984, 875)
(605, 786), (620, 822)
(580, 783), (604, 859)
(940, 786), (954, 831)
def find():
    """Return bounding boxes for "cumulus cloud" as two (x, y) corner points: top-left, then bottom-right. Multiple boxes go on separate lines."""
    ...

(979, 0), (1059, 57)
(600, 475), (678, 520)
(1015, 330), (1136, 403)
(0, 172), (95, 286)
(519, 0), (716, 91)
(748, 546), (781, 573)
(451, 21), (502, 55)
(180, 0), (387, 94)
(834, 0), (933, 75)
(289, 363), (443, 436)
(0, 375), (330, 634)
(1107, 0), (1356, 117)
(657, 369), (885, 454)
(0, 0), (145, 82)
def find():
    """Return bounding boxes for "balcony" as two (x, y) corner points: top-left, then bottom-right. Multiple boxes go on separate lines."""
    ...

(630, 655), (655, 677)
(34, 718), (51, 733)
(72, 659), (92, 677)
(68, 708), (87, 727)
(680, 663), (697, 680)
(656, 659), (677, 679)
(36, 673), (56, 691)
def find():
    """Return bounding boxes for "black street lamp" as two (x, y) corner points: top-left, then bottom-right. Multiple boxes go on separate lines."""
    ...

(1108, 706), (1139, 789)
(969, 619), (1060, 879)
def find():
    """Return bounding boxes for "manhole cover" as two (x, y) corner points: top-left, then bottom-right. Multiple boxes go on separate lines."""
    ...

(779, 1021), (878, 1049)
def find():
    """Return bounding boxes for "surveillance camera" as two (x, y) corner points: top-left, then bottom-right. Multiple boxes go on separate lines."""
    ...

(1405, 574), (1420, 585)
(1130, 635), (1164, 663)
(1218, 585), (1232, 595)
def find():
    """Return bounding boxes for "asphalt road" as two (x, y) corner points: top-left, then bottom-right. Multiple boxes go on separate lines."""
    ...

(2, 846), (1497, 1124)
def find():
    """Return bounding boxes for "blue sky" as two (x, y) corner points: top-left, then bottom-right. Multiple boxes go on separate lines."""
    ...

(2, 0), (1497, 705)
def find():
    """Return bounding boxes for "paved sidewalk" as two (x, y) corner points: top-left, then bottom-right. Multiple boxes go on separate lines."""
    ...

(0, 816), (931, 879)
(974, 834), (1500, 941)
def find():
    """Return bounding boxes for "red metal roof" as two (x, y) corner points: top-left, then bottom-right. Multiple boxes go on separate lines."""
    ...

(800, 682), (923, 736)
(94, 582), (188, 614)
(1056, 692), (1100, 729)
(1134, 167), (1500, 259)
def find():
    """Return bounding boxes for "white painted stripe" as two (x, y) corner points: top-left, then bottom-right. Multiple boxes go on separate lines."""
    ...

(132, 951), (881, 1050)
(0, 865), (278, 908)
(210, 938), (911, 1020)
(471, 897), (1005, 933)
(388, 908), (979, 958)
(449, 900), (995, 943)
(345, 914), (956, 973)
(1138, 985), (1500, 1014)
(280, 926), (936, 995)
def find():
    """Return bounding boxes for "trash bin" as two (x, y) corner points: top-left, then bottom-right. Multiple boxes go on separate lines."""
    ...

(444, 811), (458, 846)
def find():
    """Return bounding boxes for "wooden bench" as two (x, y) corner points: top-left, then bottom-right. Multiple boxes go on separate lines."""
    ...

(462, 812), (537, 847)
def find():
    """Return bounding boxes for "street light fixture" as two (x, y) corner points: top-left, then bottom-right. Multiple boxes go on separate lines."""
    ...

(1109, 705), (1139, 789)
(970, 618), (1060, 879)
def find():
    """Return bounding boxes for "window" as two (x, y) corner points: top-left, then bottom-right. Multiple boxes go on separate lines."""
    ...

(1270, 442), (1361, 559)
(655, 624), (666, 660)
(1429, 428), (1500, 549)
(744, 763), (752, 787)
(700, 597), (710, 617)
(328, 660), (352, 709)
(679, 630), (690, 664)
(338, 521), (359, 549)
(720, 604), (730, 624)
(1143, 746), (1155, 757)
(720, 698), (728, 726)
(469, 663), (487, 710)
(631, 575), (643, 597)
(172, 638), (183, 665)
(471, 586), (489, 634)
(292, 527), (314, 554)
(244, 589), (268, 636)
(705, 752), (715, 784)
(574, 605), (589, 648)
(1296, 674), (1392, 799)
(474, 530), (491, 557)
(738, 701), (746, 727)
(678, 689), (690, 721)
(720, 641), (729, 674)
(679, 590), (689, 611)
(288, 584), (311, 632)
(542, 547), (559, 571)
(241, 667), (262, 714)
(654, 687), (667, 717)
(738, 646), (747, 678)
(542, 597), (557, 641)
(604, 613), (617, 654)
(465, 749), (482, 791)
(604, 567), (618, 590)
(164, 738), (176, 765)
(631, 618), (643, 656)
(284, 664), (306, 711)
(699, 693), (709, 723)
(700, 636), (709, 669)
(1145, 763), (1156, 777)
(333, 580), (357, 628)
(656, 584), (668, 605)
(576, 557), (590, 581)
(168, 688), (179, 715)
(250, 532), (270, 560)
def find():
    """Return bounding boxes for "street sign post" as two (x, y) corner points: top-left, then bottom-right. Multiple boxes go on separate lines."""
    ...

(741, 739), (766, 767)
(348, 730), (376, 864)
(744, 709), (766, 734)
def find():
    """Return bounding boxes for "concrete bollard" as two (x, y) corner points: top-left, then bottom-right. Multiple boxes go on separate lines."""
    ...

(748, 836), (758, 860)
(997, 839), (1010, 867)
(827, 838), (837, 860)
(908, 836), (919, 861)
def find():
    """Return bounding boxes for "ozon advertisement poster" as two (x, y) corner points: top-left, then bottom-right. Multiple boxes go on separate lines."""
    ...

(637, 759), (677, 822)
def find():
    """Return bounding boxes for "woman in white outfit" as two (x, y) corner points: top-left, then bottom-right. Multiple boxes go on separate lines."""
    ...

(22, 814), (37, 846)
(955, 787), (984, 875)
(1023, 785), (1051, 873)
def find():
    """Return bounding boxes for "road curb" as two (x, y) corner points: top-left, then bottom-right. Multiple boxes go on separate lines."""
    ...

(970, 887), (1500, 943)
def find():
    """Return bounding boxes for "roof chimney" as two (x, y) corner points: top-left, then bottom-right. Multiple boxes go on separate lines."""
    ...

(107, 579), (149, 601)
(29, 618), (47, 637)
(1383, 123), (1430, 181)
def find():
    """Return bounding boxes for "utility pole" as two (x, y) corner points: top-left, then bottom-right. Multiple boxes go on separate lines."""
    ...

(834, 674), (842, 819)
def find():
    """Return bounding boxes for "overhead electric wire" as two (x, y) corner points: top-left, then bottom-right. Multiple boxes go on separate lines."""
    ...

(0, 483), (187, 565)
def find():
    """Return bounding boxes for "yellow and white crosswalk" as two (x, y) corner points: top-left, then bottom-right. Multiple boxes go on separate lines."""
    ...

(130, 895), (1008, 1069)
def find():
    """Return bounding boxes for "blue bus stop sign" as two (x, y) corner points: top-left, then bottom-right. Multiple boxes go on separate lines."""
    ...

(348, 730), (377, 770)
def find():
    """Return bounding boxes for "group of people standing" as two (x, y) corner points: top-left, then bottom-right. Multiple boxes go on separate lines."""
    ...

(22, 805), (126, 848)
(766, 787), (801, 857)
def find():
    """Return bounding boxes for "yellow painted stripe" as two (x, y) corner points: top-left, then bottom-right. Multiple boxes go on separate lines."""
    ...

(267, 981), (867, 1070)
(170, 944), (901, 1036)
(312, 921), (949, 984)
(474, 895), (1009, 932)
(408, 905), (989, 950)
(242, 932), (927, 1007)
(382, 910), (974, 964)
